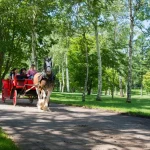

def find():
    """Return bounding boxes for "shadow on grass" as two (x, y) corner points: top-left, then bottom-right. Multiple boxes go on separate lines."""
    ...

(51, 92), (150, 118)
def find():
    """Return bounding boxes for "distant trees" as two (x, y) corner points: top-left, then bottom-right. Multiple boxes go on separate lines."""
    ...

(0, 0), (149, 100)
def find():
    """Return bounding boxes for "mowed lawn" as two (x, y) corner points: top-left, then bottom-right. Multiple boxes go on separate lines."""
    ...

(51, 90), (150, 118)
(0, 128), (19, 150)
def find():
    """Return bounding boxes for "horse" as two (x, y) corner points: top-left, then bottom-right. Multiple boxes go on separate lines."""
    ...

(33, 57), (55, 111)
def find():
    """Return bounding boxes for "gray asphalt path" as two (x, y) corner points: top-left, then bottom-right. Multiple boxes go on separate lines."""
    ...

(0, 97), (150, 150)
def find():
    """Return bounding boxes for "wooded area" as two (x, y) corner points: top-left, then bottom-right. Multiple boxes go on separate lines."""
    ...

(0, 0), (149, 102)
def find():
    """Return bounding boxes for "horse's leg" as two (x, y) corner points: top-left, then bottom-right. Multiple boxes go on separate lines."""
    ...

(43, 88), (53, 111)
(48, 86), (54, 105)
(36, 87), (44, 110)
(36, 88), (41, 110)
(40, 89), (47, 110)
(34, 73), (47, 111)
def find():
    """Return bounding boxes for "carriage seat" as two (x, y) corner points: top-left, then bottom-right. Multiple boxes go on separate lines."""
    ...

(16, 74), (28, 80)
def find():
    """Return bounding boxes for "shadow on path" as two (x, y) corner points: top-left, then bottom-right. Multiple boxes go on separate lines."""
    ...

(0, 99), (150, 150)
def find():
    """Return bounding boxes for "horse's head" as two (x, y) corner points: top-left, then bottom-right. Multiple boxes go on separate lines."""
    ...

(44, 57), (52, 75)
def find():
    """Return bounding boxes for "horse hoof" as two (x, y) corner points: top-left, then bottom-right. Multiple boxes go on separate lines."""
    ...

(47, 107), (51, 111)
(37, 105), (43, 110)
(38, 109), (44, 112)
(43, 107), (50, 111)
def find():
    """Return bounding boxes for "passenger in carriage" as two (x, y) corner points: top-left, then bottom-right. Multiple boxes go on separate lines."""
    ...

(9, 69), (14, 79)
(9, 68), (19, 80)
(19, 68), (28, 79)
(27, 64), (37, 79)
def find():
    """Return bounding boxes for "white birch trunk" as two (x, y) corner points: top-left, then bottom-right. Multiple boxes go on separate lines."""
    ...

(65, 54), (70, 92)
(31, 8), (37, 68)
(127, 0), (134, 103)
(62, 65), (65, 93)
(119, 75), (124, 97)
(94, 24), (102, 101)
(82, 33), (89, 102)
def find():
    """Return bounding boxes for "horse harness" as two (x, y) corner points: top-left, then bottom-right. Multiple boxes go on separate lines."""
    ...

(36, 71), (54, 89)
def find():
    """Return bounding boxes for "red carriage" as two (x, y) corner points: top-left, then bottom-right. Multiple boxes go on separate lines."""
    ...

(2, 75), (37, 106)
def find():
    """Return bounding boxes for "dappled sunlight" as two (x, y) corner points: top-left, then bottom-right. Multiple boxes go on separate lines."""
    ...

(50, 92), (150, 117)
(0, 99), (150, 150)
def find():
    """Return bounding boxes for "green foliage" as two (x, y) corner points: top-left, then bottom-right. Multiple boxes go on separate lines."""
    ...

(0, 0), (59, 80)
(0, 128), (19, 150)
(143, 72), (150, 92)
(68, 35), (97, 91)
(132, 33), (150, 88)
(0, 0), (149, 96)
(103, 68), (125, 91)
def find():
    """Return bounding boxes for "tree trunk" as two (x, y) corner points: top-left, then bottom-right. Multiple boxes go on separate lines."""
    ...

(31, 8), (37, 68)
(141, 83), (143, 96)
(141, 45), (144, 96)
(94, 23), (102, 101)
(87, 80), (92, 95)
(62, 65), (65, 93)
(82, 32), (89, 102)
(111, 89), (114, 99)
(115, 87), (118, 95)
(111, 15), (117, 99)
(127, 0), (134, 103)
(111, 71), (116, 99)
(0, 51), (4, 78)
(65, 24), (70, 93)
(59, 65), (62, 92)
(108, 88), (111, 95)
(140, 73), (143, 96)
(119, 75), (124, 97)
(65, 53), (70, 92)
(87, 88), (91, 95)
(0, 52), (4, 90)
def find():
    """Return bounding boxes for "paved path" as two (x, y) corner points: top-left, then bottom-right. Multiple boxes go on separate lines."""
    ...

(0, 98), (150, 150)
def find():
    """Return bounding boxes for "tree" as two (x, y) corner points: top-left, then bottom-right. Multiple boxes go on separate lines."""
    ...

(0, 0), (29, 88)
(68, 36), (96, 93)
(83, 0), (114, 100)
(143, 72), (150, 93)
(126, 0), (145, 103)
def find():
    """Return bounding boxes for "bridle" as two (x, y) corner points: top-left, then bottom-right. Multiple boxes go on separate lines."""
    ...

(44, 58), (52, 74)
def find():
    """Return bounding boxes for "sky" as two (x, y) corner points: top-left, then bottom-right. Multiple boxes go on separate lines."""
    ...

(143, 20), (150, 29)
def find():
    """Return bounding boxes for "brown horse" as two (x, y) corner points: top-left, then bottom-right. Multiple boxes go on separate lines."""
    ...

(33, 57), (55, 111)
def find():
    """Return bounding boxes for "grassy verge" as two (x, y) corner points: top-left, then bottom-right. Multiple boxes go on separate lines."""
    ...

(51, 92), (150, 118)
(0, 128), (19, 150)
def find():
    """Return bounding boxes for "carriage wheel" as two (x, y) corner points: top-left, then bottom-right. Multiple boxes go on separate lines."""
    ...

(13, 90), (17, 106)
(2, 93), (5, 103)
(2, 86), (5, 103)
(28, 96), (34, 104)
(29, 99), (34, 104)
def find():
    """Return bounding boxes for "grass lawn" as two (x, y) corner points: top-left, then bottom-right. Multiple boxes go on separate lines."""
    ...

(50, 91), (150, 118)
(0, 128), (19, 150)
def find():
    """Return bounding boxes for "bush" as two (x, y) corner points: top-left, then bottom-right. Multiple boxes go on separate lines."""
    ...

(143, 72), (150, 92)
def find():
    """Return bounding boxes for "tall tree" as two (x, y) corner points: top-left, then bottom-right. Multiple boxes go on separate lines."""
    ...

(126, 0), (144, 102)
(82, 32), (89, 102)
(84, 0), (114, 100)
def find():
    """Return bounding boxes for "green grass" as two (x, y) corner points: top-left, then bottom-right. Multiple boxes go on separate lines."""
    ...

(51, 91), (150, 118)
(0, 128), (19, 150)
